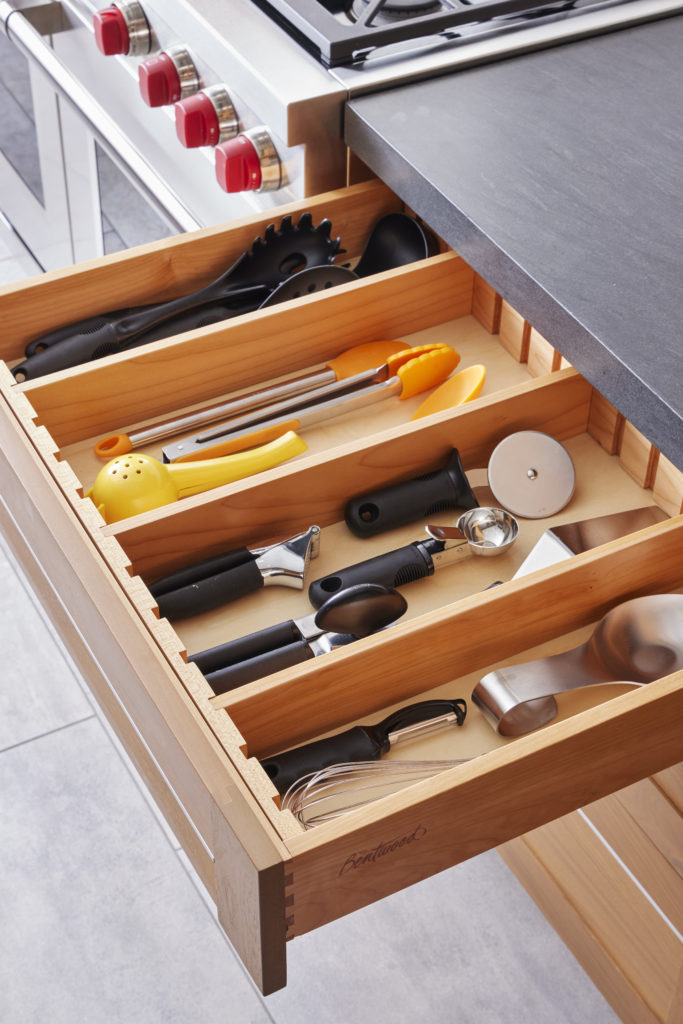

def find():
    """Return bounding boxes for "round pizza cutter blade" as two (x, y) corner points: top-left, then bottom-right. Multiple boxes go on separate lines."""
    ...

(487, 430), (575, 518)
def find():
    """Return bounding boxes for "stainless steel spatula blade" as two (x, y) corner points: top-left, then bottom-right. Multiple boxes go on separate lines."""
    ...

(513, 505), (668, 577)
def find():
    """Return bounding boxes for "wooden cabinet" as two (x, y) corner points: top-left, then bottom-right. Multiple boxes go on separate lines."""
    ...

(0, 179), (680, 999)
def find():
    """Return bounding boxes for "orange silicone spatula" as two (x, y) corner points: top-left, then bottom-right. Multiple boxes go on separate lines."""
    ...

(94, 340), (409, 458)
(411, 364), (486, 419)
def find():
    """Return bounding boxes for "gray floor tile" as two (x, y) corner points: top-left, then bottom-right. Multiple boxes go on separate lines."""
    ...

(0, 534), (186, 850)
(0, 543), (93, 750)
(0, 716), (272, 1024)
(267, 854), (619, 1024)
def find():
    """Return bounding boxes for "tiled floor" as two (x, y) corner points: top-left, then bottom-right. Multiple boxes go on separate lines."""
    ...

(0, 218), (621, 1022)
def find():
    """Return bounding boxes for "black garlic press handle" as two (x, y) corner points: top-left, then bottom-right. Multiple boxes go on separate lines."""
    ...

(206, 641), (313, 695)
(308, 542), (432, 609)
(150, 548), (262, 619)
(189, 619), (300, 675)
(344, 449), (478, 538)
(261, 726), (383, 795)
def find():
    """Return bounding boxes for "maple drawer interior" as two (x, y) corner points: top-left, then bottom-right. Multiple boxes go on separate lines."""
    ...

(1, 177), (681, 996)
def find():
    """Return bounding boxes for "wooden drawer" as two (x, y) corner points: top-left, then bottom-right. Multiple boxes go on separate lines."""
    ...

(0, 179), (681, 996)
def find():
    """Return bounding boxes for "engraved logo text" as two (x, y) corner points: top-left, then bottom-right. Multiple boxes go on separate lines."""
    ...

(339, 825), (427, 875)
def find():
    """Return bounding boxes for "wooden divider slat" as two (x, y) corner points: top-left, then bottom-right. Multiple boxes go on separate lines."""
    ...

(498, 300), (530, 362)
(620, 420), (659, 488)
(527, 327), (562, 377)
(21, 254), (473, 447)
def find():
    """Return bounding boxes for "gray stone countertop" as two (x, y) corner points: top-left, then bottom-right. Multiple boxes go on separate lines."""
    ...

(345, 15), (683, 469)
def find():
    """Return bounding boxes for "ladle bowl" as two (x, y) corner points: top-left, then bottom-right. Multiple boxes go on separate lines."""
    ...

(353, 212), (431, 277)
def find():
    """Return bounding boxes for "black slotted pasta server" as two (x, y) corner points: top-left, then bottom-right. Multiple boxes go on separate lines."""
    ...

(13, 213), (342, 380)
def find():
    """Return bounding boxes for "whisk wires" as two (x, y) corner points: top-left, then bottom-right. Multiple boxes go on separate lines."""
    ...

(282, 757), (469, 828)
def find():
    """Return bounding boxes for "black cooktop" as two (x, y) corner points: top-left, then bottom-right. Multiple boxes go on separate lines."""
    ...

(252, 0), (596, 66)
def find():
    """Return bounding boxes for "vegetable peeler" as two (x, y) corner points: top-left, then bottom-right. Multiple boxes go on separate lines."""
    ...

(261, 698), (468, 795)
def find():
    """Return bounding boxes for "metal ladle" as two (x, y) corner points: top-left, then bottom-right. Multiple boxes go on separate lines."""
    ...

(472, 593), (683, 736)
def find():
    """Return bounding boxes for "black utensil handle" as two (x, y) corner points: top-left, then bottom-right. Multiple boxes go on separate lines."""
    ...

(261, 726), (382, 795)
(126, 297), (261, 345)
(344, 449), (478, 537)
(23, 305), (146, 356)
(152, 558), (263, 620)
(111, 282), (269, 341)
(308, 542), (432, 609)
(11, 327), (123, 380)
(189, 619), (300, 675)
(150, 548), (253, 596)
(206, 640), (313, 694)
(11, 286), (269, 380)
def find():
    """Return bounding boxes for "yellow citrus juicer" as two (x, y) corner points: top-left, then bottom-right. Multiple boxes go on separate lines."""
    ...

(86, 430), (306, 524)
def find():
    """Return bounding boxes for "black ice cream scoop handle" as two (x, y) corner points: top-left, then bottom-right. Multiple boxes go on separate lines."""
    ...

(309, 539), (446, 608)
(261, 698), (467, 795)
(344, 449), (478, 537)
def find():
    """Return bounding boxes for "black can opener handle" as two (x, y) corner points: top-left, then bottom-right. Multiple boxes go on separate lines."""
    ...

(261, 698), (467, 795)
(345, 449), (478, 537)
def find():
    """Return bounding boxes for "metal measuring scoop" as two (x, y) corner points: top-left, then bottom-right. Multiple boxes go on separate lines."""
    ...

(472, 593), (683, 736)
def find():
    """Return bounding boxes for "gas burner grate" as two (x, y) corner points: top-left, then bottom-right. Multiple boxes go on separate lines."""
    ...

(252, 0), (598, 65)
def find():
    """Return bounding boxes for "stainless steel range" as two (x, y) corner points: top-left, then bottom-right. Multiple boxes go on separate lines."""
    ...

(1, 0), (679, 269)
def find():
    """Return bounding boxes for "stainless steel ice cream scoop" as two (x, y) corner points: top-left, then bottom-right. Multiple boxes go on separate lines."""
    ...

(472, 593), (683, 736)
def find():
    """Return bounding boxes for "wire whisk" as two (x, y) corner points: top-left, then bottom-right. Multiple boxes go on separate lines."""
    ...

(282, 757), (469, 828)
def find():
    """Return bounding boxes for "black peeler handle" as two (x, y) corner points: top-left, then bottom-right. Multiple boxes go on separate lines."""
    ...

(262, 726), (382, 794)
(261, 698), (467, 795)
(344, 449), (478, 538)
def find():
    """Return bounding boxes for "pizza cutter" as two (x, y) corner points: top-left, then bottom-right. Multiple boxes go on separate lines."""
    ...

(345, 431), (576, 537)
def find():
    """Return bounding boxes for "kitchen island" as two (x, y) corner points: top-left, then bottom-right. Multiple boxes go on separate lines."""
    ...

(345, 14), (683, 469)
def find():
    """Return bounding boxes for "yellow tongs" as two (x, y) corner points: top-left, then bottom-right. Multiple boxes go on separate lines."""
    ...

(162, 343), (460, 463)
